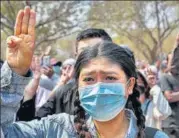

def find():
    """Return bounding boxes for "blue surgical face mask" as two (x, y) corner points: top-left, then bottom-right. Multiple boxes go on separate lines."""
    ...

(53, 66), (61, 75)
(78, 82), (128, 122)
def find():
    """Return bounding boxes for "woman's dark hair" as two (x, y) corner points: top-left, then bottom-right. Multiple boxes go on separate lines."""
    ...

(75, 28), (112, 53)
(53, 61), (62, 67)
(136, 71), (150, 99)
(73, 41), (145, 138)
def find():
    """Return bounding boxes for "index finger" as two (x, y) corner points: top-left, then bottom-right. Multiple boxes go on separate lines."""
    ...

(14, 10), (24, 36)
(28, 9), (36, 39)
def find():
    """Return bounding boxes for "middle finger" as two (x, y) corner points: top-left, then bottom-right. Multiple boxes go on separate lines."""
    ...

(22, 6), (30, 34)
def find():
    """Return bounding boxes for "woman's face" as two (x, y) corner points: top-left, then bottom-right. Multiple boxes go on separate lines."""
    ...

(78, 57), (135, 97)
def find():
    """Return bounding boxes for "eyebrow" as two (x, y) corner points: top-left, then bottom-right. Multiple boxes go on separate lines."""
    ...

(80, 70), (118, 76)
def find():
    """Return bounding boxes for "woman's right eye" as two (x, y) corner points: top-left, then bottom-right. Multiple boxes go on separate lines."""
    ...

(83, 77), (94, 82)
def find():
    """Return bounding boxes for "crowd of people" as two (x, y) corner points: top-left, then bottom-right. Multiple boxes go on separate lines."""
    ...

(1, 6), (179, 138)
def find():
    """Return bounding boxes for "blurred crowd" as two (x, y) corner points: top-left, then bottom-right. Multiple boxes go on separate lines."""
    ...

(1, 6), (179, 138)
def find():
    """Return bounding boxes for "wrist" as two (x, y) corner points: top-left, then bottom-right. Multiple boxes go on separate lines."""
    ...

(33, 75), (41, 80)
(23, 95), (34, 102)
(11, 67), (29, 76)
(23, 87), (36, 102)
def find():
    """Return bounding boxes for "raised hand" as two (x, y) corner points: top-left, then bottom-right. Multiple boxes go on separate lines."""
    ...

(59, 65), (74, 84)
(6, 6), (36, 75)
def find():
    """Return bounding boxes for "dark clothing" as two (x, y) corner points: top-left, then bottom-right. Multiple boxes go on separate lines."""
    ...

(16, 96), (36, 121)
(162, 127), (179, 138)
(160, 74), (179, 94)
(16, 82), (77, 121)
(36, 82), (77, 117)
(171, 46), (179, 80)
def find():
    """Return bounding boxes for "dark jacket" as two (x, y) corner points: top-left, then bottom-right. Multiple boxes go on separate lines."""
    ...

(16, 96), (36, 121)
(171, 46), (179, 80)
(36, 81), (77, 117)
(16, 81), (77, 121)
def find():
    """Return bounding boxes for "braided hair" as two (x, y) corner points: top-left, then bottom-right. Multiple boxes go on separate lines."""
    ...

(73, 41), (145, 138)
(126, 83), (145, 137)
(74, 91), (91, 138)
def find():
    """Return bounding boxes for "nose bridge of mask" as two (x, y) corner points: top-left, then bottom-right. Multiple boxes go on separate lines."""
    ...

(79, 82), (126, 99)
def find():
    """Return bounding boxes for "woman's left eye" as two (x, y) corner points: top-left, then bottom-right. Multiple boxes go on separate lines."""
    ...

(106, 76), (117, 80)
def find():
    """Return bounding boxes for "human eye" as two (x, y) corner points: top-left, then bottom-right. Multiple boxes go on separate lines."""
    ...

(106, 76), (117, 81)
(83, 77), (94, 82)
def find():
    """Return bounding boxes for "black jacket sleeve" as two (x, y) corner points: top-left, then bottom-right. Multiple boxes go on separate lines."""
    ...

(36, 95), (56, 118)
(16, 96), (36, 121)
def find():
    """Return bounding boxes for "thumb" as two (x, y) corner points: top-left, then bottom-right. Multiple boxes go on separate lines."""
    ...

(6, 36), (22, 48)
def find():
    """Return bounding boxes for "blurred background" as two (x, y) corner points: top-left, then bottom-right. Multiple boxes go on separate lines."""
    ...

(1, 1), (179, 63)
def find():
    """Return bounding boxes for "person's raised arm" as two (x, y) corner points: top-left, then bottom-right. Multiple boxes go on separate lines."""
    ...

(16, 57), (41, 121)
(48, 65), (74, 99)
(1, 6), (36, 128)
(23, 56), (41, 102)
(7, 6), (36, 75)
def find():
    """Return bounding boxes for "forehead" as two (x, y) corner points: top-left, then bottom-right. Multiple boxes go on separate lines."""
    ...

(77, 38), (103, 53)
(80, 57), (125, 75)
(147, 74), (156, 78)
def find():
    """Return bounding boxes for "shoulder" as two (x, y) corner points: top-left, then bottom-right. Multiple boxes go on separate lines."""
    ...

(154, 130), (169, 138)
(55, 82), (77, 98)
(42, 113), (75, 133)
(44, 113), (74, 124)
(159, 73), (168, 81)
(151, 85), (161, 91)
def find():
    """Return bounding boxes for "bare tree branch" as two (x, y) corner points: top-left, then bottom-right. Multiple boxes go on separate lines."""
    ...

(7, 1), (16, 19)
(1, 27), (11, 36)
(1, 21), (14, 31)
(4, 1), (15, 24)
(0, 12), (13, 26)
(36, 22), (83, 47)
(160, 18), (179, 40)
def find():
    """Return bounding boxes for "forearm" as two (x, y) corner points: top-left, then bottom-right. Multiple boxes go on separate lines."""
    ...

(23, 78), (40, 102)
(169, 92), (179, 103)
(48, 80), (65, 99)
(164, 90), (179, 103)
(1, 61), (32, 127)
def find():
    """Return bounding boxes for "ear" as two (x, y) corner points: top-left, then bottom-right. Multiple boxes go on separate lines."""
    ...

(127, 77), (136, 95)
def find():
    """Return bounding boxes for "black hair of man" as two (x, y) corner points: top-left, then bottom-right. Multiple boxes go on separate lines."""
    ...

(75, 28), (112, 53)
